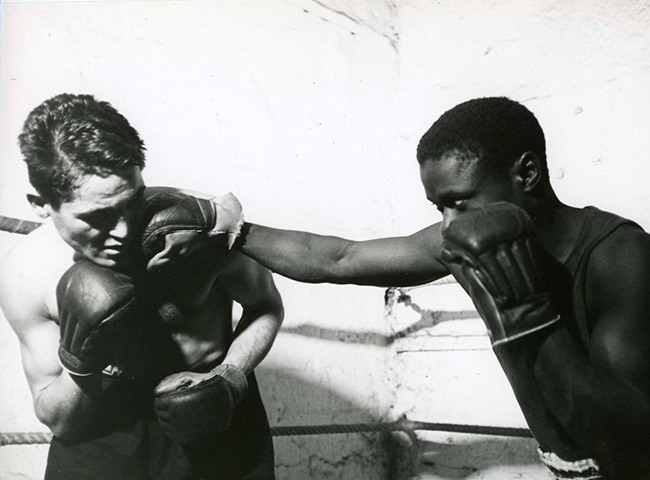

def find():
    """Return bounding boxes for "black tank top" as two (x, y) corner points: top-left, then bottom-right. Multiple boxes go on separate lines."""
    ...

(552, 207), (640, 351)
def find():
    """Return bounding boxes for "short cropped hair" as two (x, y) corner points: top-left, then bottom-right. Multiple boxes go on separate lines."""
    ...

(18, 93), (146, 208)
(416, 97), (547, 177)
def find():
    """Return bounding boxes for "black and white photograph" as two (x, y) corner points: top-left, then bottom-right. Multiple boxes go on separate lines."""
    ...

(1, 1), (650, 479)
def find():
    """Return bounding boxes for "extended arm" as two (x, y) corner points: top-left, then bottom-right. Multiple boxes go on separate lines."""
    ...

(142, 188), (449, 287)
(238, 222), (450, 287)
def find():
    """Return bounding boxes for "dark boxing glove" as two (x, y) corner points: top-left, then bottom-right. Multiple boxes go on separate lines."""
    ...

(140, 189), (244, 269)
(56, 259), (137, 376)
(153, 364), (248, 444)
(441, 202), (560, 347)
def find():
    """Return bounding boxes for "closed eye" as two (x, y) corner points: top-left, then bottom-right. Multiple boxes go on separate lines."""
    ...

(452, 199), (468, 212)
(127, 188), (146, 207)
(434, 198), (468, 213)
(79, 211), (116, 229)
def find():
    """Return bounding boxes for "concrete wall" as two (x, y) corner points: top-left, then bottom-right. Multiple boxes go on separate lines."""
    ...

(1, 0), (650, 479)
(388, 280), (551, 479)
(0, 2), (399, 478)
(388, 2), (650, 477)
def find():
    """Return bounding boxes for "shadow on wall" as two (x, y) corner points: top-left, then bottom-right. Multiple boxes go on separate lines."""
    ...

(256, 366), (394, 480)
(279, 310), (475, 348)
(255, 306), (545, 480)
(256, 366), (543, 480)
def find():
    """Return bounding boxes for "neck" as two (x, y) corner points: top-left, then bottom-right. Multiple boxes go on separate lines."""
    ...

(524, 183), (563, 225)
(524, 186), (575, 259)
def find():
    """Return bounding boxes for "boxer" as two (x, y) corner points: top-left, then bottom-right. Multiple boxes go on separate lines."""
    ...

(0, 93), (284, 480)
(168, 97), (650, 479)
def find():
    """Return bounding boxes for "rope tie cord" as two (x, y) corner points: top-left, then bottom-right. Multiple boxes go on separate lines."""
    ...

(0, 432), (52, 446)
(0, 421), (532, 446)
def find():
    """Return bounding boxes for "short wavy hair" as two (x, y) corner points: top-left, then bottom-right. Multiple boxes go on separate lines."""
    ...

(416, 97), (547, 178)
(19, 93), (146, 208)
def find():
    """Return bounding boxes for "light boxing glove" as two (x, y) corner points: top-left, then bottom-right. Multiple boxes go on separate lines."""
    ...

(56, 259), (137, 376)
(141, 189), (244, 270)
(441, 202), (560, 347)
(153, 364), (248, 444)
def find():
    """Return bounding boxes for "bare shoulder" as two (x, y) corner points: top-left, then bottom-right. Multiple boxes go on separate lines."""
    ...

(215, 249), (269, 278)
(0, 224), (73, 332)
(212, 250), (280, 301)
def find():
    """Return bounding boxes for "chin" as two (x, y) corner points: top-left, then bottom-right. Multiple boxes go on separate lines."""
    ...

(93, 258), (117, 268)
(76, 247), (132, 270)
(83, 254), (120, 269)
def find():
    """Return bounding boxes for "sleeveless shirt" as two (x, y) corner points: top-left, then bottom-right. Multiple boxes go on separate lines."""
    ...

(552, 207), (641, 351)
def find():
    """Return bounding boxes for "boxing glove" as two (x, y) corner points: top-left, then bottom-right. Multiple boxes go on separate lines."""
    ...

(441, 202), (560, 347)
(141, 190), (244, 269)
(56, 259), (137, 376)
(153, 364), (248, 444)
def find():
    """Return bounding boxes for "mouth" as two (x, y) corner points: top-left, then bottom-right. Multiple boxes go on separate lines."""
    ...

(102, 246), (125, 258)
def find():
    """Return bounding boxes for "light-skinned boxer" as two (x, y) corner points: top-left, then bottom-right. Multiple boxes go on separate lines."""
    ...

(0, 94), (284, 480)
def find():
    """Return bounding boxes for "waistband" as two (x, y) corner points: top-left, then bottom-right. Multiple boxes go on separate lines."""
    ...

(537, 446), (603, 479)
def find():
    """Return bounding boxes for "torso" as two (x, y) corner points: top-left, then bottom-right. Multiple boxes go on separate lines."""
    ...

(536, 205), (639, 351)
(138, 247), (234, 373)
(1, 222), (234, 383)
(519, 205), (641, 459)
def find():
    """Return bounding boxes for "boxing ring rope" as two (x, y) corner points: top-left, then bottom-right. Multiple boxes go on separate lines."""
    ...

(0, 217), (532, 445)
(0, 215), (42, 235)
(0, 421), (532, 446)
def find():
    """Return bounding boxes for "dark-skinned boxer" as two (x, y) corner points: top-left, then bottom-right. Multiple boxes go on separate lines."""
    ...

(156, 97), (650, 479)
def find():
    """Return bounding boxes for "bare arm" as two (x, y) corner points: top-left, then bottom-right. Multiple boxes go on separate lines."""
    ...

(142, 188), (448, 287)
(501, 226), (650, 475)
(0, 258), (102, 441)
(216, 251), (284, 375)
(19, 320), (102, 440)
(238, 222), (450, 287)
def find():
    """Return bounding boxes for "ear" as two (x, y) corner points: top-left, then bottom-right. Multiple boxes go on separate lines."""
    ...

(511, 152), (542, 193)
(26, 193), (52, 219)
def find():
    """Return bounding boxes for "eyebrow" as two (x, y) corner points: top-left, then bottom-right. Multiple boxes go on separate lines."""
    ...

(76, 207), (114, 221)
(434, 188), (475, 206)
(76, 186), (146, 218)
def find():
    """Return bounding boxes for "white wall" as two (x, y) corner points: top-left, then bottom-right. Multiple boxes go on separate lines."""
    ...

(1, 1), (650, 479)
(393, 0), (650, 231)
(0, 1), (400, 478)
(390, 1), (650, 478)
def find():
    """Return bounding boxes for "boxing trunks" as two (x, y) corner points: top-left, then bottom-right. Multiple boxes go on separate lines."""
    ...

(44, 367), (274, 480)
(538, 447), (603, 479)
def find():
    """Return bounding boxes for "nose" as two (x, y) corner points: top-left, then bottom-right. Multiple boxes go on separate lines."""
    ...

(109, 215), (130, 241)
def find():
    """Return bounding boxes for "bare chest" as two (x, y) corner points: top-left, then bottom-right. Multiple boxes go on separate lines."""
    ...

(141, 264), (233, 369)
